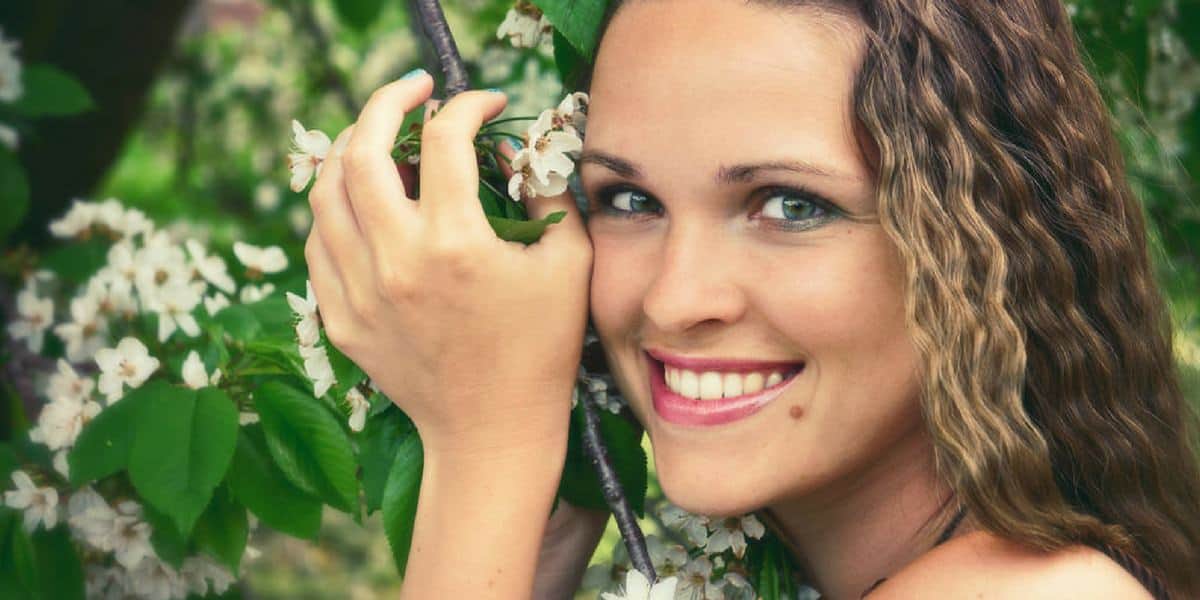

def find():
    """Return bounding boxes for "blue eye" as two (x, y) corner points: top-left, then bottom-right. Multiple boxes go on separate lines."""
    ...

(757, 187), (837, 231)
(592, 185), (661, 218)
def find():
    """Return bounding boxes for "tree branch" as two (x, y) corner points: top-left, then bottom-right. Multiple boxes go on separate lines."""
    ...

(580, 390), (657, 582)
(412, 0), (470, 99)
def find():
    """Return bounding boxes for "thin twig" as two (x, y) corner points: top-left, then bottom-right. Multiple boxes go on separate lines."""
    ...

(412, 0), (470, 99)
(580, 390), (657, 581)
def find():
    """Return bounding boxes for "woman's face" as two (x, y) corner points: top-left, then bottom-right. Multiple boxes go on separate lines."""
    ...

(582, 0), (927, 517)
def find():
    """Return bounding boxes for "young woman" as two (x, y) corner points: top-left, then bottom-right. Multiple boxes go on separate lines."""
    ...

(302, 0), (1200, 598)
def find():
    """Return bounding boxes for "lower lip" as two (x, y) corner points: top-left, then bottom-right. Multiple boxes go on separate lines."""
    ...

(648, 353), (803, 427)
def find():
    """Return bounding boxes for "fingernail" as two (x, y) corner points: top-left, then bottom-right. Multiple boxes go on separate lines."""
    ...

(486, 87), (504, 94)
(401, 68), (427, 80)
(510, 137), (524, 150)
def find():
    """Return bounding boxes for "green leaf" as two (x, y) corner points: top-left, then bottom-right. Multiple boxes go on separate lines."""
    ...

(141, 503), (188, 568)
(487, 211), (567, 244)
(12, 65), (94, 117)
(358, 408), (414, 513)
(214, 304), (262, 342)
(254, 380), (359, 514)
(68, 382), (159, 486)
(0, 508), (38, 599)
(128, 386), (238, 536)
(193, 484), (248, 573)
(226, 425), (322, 540)
(0, 443), (17, 483)
(31, 526), (85, 600)
(531, 0), (611, 62)
(326, 342), (365, 400)
(381, 432), (423, 577)
(552, 29), (588, 89)
(38, 237), (110, 287)
(557, 398), (648, 516)
(0, 149), (29, 245)
(333, 0), (384, 31)
(478, 180), (505, 218)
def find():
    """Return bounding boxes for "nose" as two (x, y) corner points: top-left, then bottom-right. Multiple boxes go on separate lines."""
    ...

(640, 221), (747, 335)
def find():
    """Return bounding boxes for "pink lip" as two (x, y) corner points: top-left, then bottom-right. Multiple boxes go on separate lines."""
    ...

(646, 352), (804, 427)
(645, 348), (804, 373)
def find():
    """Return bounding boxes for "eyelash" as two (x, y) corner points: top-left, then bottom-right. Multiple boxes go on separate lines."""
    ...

(589, 183), (842, 232)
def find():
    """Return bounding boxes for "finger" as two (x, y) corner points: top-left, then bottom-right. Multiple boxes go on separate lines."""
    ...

(419, 89), (508, 233)
(342, 72), (433, 246)
(304, 222), (358, 342)
(309, 126), (377, 294)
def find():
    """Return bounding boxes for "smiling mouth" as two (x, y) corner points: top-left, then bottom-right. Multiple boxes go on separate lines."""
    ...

(645, 352), (805, 426)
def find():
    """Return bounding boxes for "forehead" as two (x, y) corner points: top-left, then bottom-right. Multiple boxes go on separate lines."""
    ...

(585, 0), (869, 181)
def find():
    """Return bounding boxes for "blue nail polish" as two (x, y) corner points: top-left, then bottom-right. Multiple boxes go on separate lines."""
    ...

(401, 68), (427, 80)
(486, 87), (503, 93)
(510, 138), (524, 150)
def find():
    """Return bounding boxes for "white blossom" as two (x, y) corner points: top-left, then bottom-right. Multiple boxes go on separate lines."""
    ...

(704, 514), (765, 559)
(346, 387), (369, 432)
(496, 6), (552, 49)
(645, 535), (689, 580)
(68, 486), (117, 551)
(299, 343), (336, 398)
(238, 411), (260, 426)
(179, 555), (234, 596)
(86, 565), (129, 600)
(185, 239), (236, 294)
(128, 555), (186, 600)
(553, 91), (589, 137)
(600, 568), (678, 600)
(133, 231), (191, 300)
(4, 470), (58, 532)
(54, 293), (110, 363)
(95, 337), (160, 403)
(52, 450), (70, 479)
(676, 555), (723, 600)
(32, 394), (101, 451)
(204, 292), (230, 316)
(287, 119), (331, 192)
(49, 199), (98, 239)
(181, 350), (220, 390)
(659, 503), (711, 548)
(0, 28), (22, 103)
(107, 501), (154, 570)
(286, 280), (320, 347)
(526, 109), (582, 185)
(0, 122), (17, 150)
(146, 281), (203, 342)
(233, 241), (288, 275)
(87, 274), (139, 320)
(6, 287), (53, 353)
(508, 147), (569, 201)
(239, 282), (275, 303)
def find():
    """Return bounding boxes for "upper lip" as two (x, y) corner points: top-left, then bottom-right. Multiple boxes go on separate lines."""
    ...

(645, 348), (805, 373)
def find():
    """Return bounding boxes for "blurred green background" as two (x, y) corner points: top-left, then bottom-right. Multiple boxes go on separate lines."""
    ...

(0, 0), (1197, 597)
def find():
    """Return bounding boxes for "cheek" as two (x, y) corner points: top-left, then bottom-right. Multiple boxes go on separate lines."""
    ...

(588, 234), (649, 336)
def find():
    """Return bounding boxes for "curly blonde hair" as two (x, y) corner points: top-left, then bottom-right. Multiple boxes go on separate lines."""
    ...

(585, 0), (1200, 596)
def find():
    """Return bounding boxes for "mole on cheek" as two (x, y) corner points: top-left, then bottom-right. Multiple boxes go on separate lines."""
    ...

(789, 405), (804, 419)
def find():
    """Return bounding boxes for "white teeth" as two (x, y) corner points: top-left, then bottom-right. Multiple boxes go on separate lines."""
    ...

(743, 372), (764, 394)
(722, 372), (743, 398)
(663, 365), (799, 399)
(678, 370), (699, 399)
(699, 372), (723, 400)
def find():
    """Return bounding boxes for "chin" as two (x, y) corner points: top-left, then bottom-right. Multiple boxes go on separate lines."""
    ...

(652, 445), (775, 518)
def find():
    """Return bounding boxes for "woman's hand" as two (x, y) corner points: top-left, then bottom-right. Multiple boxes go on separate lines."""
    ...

(303, 71), (593, 457)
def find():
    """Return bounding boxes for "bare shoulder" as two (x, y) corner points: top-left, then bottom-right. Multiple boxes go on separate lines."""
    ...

(871, 530), (1154, 599)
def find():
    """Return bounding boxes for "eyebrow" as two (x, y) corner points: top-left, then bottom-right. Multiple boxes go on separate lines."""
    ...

(577, 149), (864, 184)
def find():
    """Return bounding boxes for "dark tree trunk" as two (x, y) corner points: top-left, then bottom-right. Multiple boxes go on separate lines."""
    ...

(2, 0), (195, 250)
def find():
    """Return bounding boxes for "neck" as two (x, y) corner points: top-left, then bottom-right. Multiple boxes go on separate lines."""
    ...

(763, 428), (959, 600)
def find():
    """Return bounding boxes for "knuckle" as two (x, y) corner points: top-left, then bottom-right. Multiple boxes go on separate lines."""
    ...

(322, 318), (353, 350)
(345, 288), (378, 323)
(378, 268), (413, 302)
(342, 144), (374, 175)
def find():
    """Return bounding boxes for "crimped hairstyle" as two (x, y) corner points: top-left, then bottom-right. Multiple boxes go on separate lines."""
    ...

(584, 0), (1200, 596)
